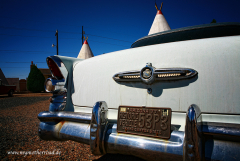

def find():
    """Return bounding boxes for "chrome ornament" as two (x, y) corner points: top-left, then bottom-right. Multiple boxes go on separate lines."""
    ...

(113, 63), (198, 84)
(140, 63), (156, 84)
(143, 69), (151, 79)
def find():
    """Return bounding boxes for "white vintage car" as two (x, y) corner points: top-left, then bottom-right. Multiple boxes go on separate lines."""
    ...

(38, 22), (240, 161)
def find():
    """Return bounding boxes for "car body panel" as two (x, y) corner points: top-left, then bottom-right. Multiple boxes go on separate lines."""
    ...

(72, 35), (240, 114)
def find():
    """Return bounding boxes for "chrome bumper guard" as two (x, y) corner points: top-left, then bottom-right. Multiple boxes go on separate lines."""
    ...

(38, 102), (240, 161)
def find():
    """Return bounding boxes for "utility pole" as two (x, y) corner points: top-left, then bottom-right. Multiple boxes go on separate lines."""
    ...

(55, 30), (58, 55)
(82, 26), (85, 45)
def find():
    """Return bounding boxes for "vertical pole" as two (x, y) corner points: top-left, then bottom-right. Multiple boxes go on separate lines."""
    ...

(55, 30), (59, 55)
(82, 26), (83, 45)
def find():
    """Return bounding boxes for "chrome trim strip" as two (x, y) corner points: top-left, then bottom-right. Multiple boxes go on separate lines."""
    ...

(201, 122), (240, 137)
(118, 73), (140, 77)
(38, 111), (92, 123)
(113, 70), (141, 81)
(201, 112), (240, 115)
(113, 67), (197, 84)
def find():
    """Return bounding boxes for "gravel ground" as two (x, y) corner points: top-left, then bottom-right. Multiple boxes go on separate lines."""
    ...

(0, 94), (145, 161)
(0, 94), (101, 161)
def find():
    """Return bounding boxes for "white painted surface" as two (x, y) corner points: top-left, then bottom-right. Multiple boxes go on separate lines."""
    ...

(72, 36), (240, 121)
(201, 114), (240, 124)
(148, 12), (170, 35)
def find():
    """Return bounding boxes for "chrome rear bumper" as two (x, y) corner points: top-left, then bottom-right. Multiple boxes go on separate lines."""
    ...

(38, 102), (240, 161)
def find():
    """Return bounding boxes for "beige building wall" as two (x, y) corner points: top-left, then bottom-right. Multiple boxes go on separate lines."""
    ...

(6, 78), (19, 92)
(19, 79), (27, 91)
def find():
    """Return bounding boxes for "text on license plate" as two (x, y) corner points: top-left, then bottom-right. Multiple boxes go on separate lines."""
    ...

(117, 106), (171, 139)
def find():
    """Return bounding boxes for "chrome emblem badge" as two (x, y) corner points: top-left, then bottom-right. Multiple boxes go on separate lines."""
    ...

(140, 63), (155, 84)
(143, 69), (151, 79)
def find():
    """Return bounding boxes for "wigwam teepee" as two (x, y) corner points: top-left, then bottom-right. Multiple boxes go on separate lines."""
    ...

(148, 2), (171, 35)
(77, 37), (94, 59)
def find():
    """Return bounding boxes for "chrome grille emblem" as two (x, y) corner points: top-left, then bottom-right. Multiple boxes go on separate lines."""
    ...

(113, 63), (198, 85)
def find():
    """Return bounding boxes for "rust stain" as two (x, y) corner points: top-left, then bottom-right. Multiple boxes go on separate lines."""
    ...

(162, 139), (170, 152)
(114, 132), (120, 145)
(60, 120), (65, 126)
(56, 120), (66, 138)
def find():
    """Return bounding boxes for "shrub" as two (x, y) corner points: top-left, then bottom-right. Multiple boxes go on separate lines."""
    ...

(27, 65), (45, 92)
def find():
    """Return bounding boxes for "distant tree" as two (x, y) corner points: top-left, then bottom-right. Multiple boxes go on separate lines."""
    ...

(211, 19), (217, 23)
(27, 64), (45, 92)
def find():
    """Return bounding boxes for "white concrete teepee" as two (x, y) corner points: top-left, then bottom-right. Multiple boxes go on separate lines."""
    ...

(77, 39), (94, 59)
(148, 2), (171, 35)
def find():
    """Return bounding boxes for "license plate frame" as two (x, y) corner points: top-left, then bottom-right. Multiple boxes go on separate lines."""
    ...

(117, 106), (172, 139)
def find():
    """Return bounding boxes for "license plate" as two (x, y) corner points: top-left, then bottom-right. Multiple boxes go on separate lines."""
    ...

(117, 106), (171, 139)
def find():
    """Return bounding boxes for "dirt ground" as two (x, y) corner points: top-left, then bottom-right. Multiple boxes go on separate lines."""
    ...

(0, 93), (144, 161)
(0, 93), (101, 161)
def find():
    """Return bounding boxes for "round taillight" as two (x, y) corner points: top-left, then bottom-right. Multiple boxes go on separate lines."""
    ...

(48, 58), (63, 79)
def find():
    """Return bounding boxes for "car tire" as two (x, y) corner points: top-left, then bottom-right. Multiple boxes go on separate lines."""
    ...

(8, 90), (13, 97)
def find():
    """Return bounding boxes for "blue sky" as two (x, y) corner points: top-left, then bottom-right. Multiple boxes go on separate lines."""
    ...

(0, 0), (240, 79)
